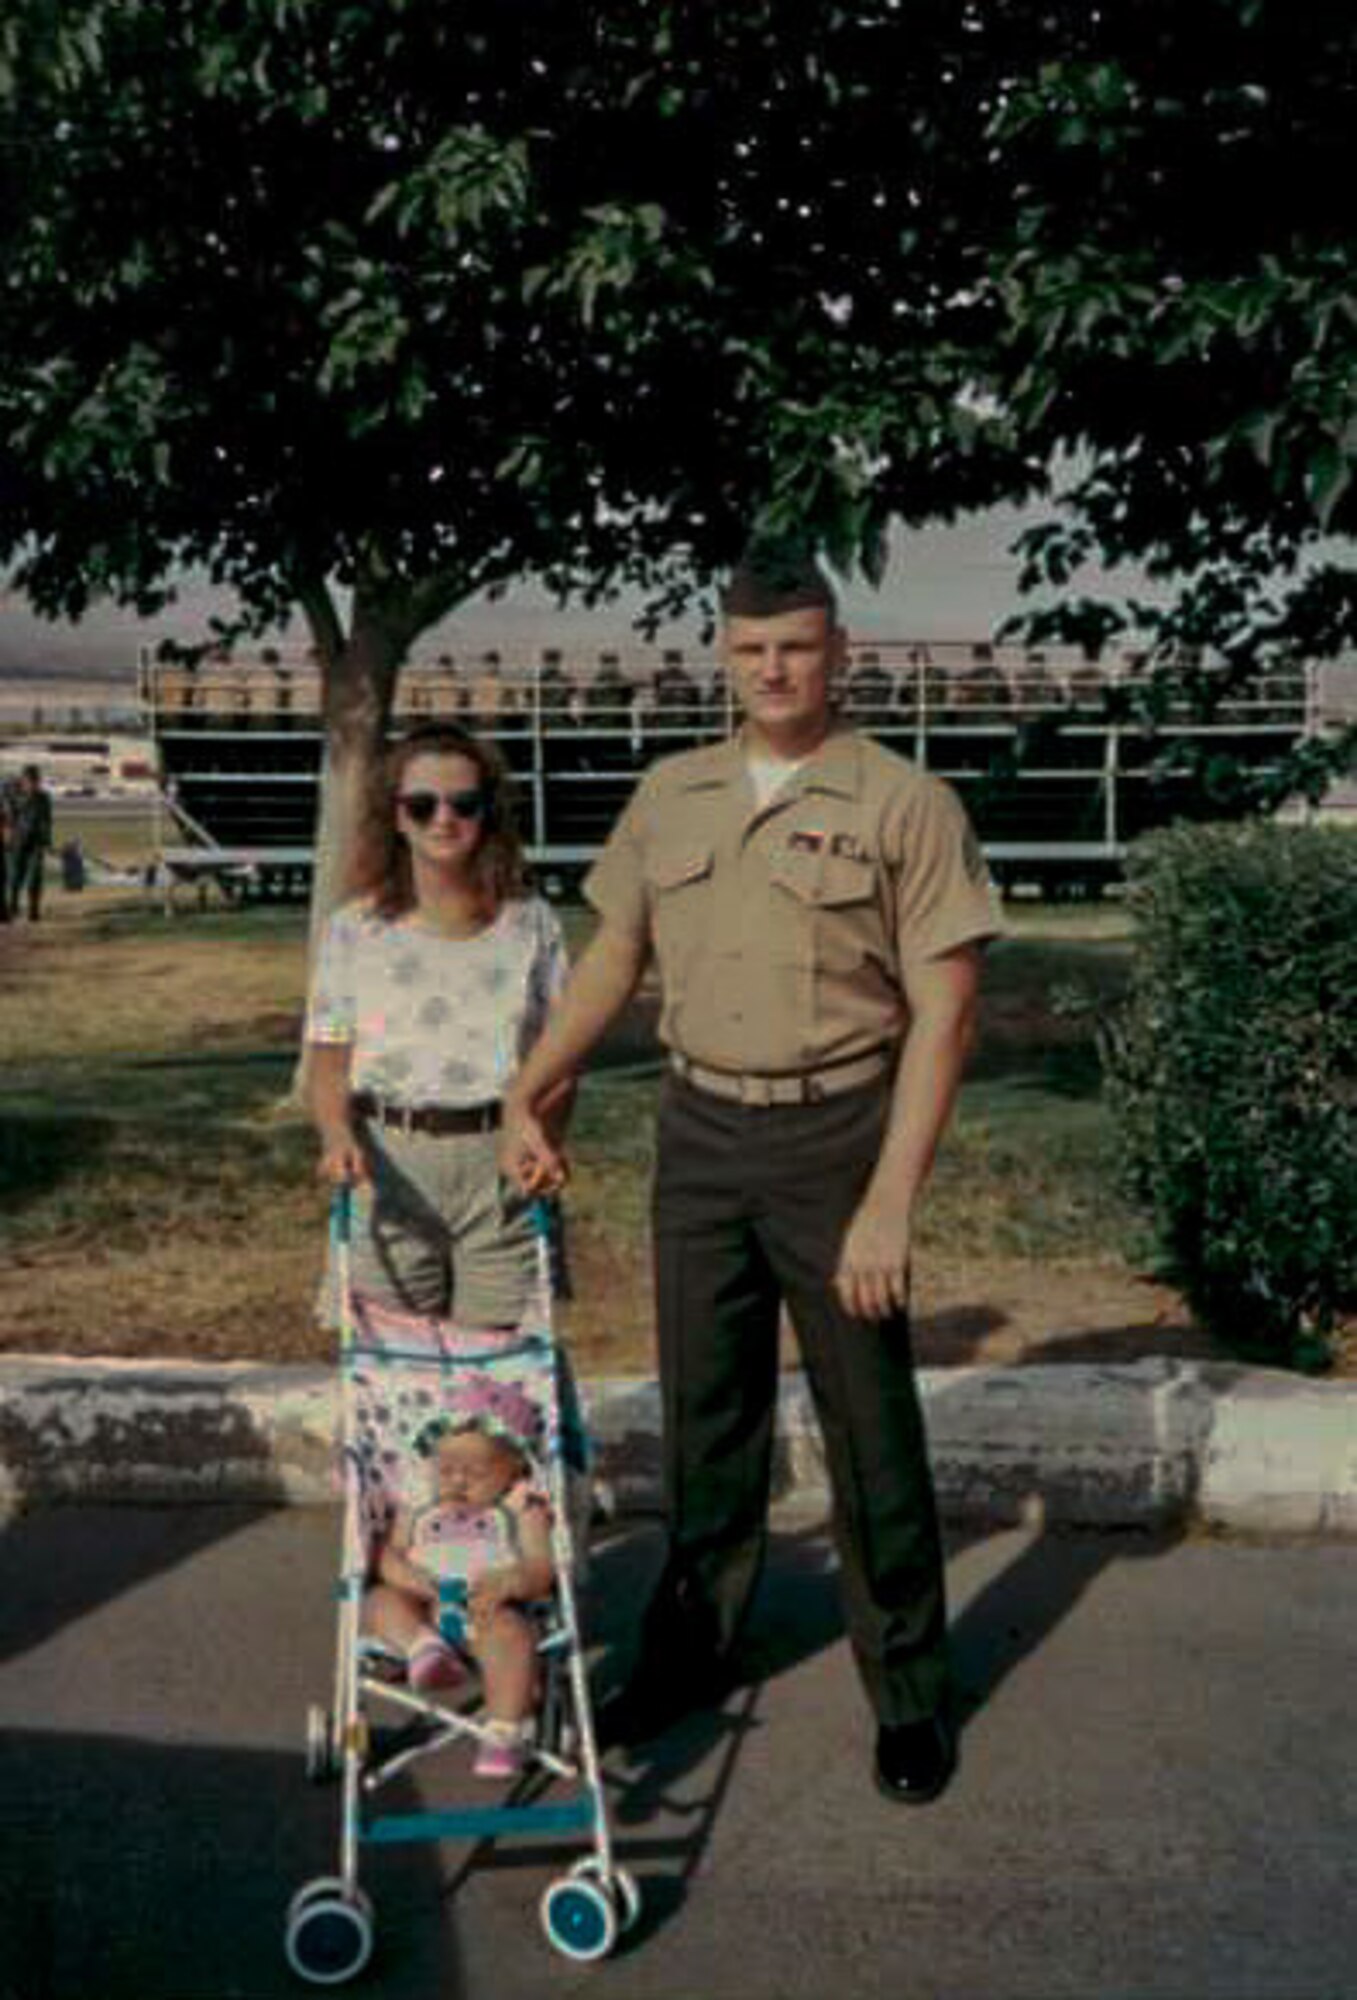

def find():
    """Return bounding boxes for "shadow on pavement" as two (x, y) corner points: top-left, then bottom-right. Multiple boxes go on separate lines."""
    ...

(0, 1504), (280, 1667)
(575, 1502), (1188, 1947)
(947, 1518), (1186, 1726)
(0, 1727), (453, 2000)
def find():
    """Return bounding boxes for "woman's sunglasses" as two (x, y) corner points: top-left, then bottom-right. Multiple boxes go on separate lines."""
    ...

(397, 787), (489, 826)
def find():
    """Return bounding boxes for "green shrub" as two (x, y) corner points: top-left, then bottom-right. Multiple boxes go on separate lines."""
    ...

(1104, 821), (1357, 1370)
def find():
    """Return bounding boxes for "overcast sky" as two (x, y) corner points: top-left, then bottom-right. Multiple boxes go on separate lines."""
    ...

(0, 501), (1154, 680)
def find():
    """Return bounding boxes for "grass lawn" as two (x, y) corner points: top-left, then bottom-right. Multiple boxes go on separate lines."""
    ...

(0, 881), (1224, 1372)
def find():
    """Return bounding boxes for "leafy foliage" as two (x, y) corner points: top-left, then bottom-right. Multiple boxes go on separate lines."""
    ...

(1104, 823), (1357, 1369)
(975, 1), (1357, 799)
(0, 0), (1043, 651)
(0, 0), (1354, 791)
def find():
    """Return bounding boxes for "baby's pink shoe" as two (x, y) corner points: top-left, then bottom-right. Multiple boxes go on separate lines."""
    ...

(472, 1722), (528, 1780)
(407, 1638), (464, 1693)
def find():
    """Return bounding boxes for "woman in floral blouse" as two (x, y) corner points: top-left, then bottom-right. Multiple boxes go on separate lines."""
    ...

(306, 723), (570, 1328)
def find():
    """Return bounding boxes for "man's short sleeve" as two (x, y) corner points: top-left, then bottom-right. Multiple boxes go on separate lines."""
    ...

(305, 908), (358, 1043)
(582, 780), (652, 941)
(522, 897), (571, 1053)
(891, 775), (1001, 965)
(535, 897), (570, 1007)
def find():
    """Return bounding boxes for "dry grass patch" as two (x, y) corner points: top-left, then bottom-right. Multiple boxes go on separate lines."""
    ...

(0, 887), (1243, 1372)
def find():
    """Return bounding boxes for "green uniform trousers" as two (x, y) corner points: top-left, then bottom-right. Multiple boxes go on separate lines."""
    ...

(645, 1073), (951, 1727)
(7, 844), (45, 921)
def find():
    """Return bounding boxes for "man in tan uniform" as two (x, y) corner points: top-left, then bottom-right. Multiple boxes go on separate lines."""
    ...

(502, 551), (997, 1802)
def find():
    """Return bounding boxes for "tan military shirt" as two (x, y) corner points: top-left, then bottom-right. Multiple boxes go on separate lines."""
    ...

(584, 726), (1000, 1073)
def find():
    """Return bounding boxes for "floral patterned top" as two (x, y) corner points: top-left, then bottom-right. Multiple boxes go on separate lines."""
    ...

(406, 1481), (549, 1587)
(305, 895), (569, 1106)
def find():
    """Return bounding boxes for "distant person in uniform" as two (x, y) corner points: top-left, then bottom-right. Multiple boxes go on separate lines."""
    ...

(534, 648), (585, 780)
(60, 836), (87, 892)
(582, 654), (637, 768)
(8, 765), (54, 921)
(651, 650), (702, 749)
(703, 663), (732, 736)
(0, 782), (11, 921)
(536, 650), (573, 726)
(501, 544), (998, 1804)
(843, 648), (896, 733)
(468, 652), (515, 733)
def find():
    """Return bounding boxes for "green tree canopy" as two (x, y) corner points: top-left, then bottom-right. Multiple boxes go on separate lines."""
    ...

(0, 1), (1038, 649)
(0, 0), (1042, 922)
(2, 0), (1354, 843)
(969, 0), (1357, 801)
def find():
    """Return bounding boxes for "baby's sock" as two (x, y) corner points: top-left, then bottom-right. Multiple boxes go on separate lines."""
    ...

(473, 1717), (530, 1779)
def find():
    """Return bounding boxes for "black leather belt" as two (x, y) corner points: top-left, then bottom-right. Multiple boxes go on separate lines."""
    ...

(351, 1093), (502, 1135)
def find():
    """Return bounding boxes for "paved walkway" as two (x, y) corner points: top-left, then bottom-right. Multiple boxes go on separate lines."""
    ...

(1, 1503), (1354, 1999)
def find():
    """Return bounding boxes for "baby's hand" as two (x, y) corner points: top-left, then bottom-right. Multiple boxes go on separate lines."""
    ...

(409, 1562), (441, 1603)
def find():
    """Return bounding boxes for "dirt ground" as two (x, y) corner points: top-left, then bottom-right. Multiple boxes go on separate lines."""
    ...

(562, 1225), (1230, 1377)
(0, 1208), (1230, 1375)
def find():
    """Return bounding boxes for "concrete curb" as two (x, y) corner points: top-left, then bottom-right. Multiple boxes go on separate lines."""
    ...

(2, 1354), (1355, 1535)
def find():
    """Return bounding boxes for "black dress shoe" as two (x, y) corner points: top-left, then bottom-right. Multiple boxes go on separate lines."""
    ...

(874, 1715), (957, 1805)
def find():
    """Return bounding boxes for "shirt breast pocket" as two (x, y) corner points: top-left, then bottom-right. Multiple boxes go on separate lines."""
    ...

(770, 850), (882, 972)
(645, 846), (715, 970)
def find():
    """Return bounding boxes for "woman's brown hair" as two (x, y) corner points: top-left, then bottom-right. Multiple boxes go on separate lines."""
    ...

(347, 723), (527, 918)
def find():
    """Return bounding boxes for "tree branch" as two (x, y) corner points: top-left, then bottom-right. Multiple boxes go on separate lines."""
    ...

(294, 573), (346, 667)
(401, 561), (485, 640)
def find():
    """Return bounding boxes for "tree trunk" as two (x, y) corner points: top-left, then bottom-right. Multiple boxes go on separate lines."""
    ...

(291, 592), (407, 1104)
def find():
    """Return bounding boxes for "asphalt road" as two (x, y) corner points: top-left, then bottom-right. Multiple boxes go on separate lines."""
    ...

(1, 1503), (1353, 2000)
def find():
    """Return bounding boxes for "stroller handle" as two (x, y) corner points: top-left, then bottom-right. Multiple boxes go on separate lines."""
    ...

(332, 1187), (548, 1242)
(330, 1182), (355, 1247)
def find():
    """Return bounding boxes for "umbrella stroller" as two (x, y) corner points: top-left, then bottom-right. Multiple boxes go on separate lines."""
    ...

(284, 1187), (637, 1982)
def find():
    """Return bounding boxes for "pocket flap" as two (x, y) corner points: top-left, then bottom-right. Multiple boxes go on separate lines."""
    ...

(771, 850), (875, 907)
(647, 847), (714, 893)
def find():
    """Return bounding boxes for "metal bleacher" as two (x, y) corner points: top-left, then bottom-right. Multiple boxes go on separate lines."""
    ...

(139, 641), (1341, 901)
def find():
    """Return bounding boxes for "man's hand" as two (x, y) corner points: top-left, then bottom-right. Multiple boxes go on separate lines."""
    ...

(834, 1189), (913, 1322)
(316, 1125), (369, 1187)
(498, 1100), (568, 1196)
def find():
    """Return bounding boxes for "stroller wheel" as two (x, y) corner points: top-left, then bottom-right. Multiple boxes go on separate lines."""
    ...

(305, 1705), (341, 1783)
(540, 1875), (618, 1962)
(570, 1856), (641, 1934)
(286, 1878), (364, 1925)
(284, 1885), (374, 1986)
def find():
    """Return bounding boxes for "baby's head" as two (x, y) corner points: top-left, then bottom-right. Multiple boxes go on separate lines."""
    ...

(431, 1422), (526, 1510)
(414, 1376), (541, 1510)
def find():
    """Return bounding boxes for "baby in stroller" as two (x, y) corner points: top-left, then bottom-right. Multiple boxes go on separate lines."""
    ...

(365, 1376), (554, 1779)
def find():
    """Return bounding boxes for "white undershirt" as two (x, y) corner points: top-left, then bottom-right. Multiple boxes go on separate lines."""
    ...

(745, 749), (808, 811)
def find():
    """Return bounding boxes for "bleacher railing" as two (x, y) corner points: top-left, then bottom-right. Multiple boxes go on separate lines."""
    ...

(140, 643), (1344, 882)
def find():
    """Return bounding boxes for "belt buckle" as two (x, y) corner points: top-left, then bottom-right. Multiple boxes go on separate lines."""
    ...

(739, 1073), (774, 1108)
